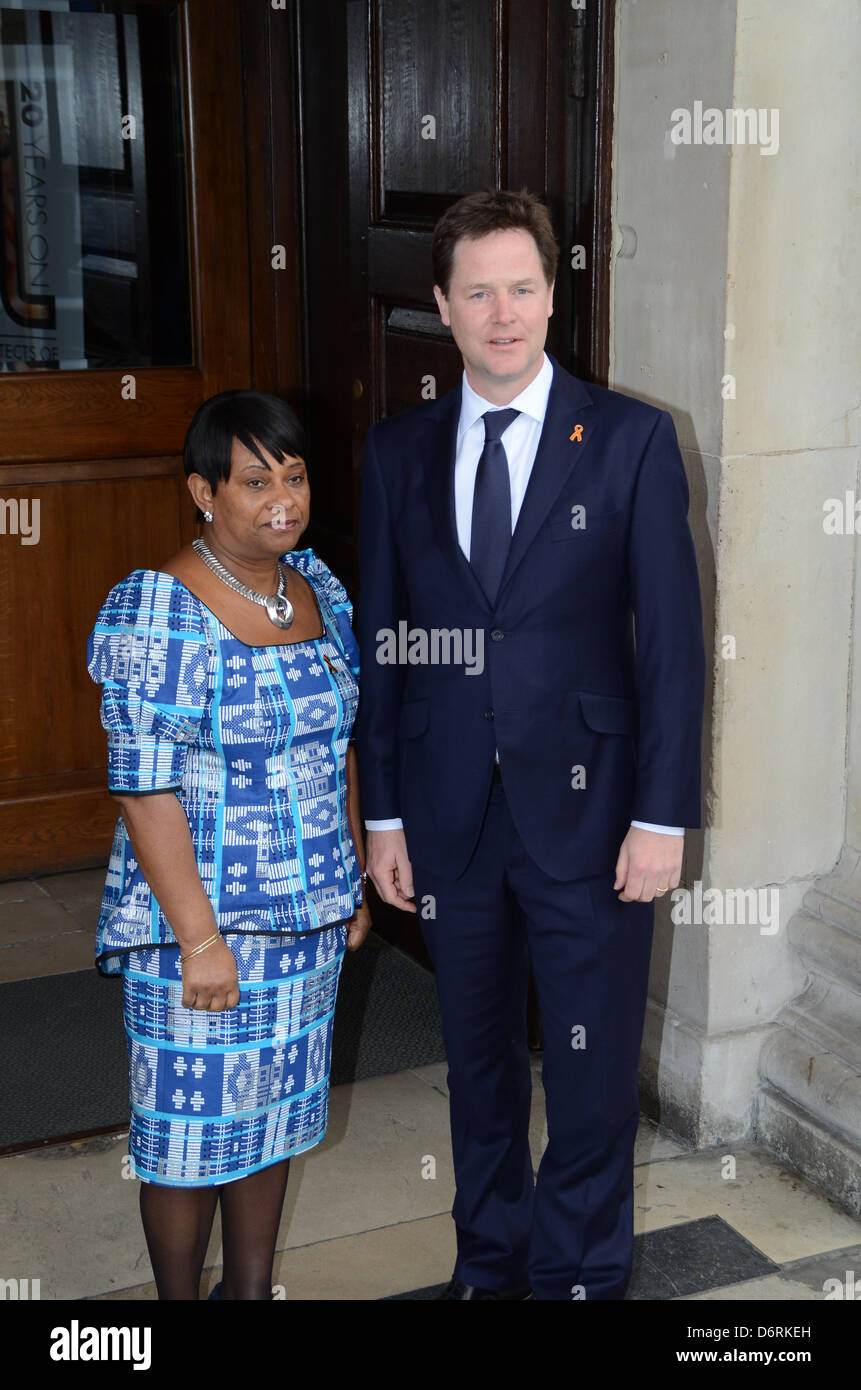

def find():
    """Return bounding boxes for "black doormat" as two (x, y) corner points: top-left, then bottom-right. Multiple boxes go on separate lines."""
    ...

(381, 1216), (779, 1299)
(0, 932), (445, 1153)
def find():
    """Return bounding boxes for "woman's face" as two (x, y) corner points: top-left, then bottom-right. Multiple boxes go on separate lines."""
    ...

(193, 436), (311, 555)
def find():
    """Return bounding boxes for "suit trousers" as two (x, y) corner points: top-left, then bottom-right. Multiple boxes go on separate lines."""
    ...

(414, 769), (655, 1300)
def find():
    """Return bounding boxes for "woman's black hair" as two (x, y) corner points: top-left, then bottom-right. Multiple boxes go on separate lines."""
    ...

(183, 390), (307, 522)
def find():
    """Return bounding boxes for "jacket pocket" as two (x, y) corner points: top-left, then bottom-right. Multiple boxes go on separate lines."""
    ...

(398, 698), (430, 739)
(578, 691), (636, 735)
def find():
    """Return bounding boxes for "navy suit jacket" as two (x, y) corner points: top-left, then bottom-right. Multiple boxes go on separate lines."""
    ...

(354, 354), (705, 882)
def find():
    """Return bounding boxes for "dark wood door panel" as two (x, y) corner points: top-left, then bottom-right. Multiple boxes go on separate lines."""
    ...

(376, 0), (498, 211)
(344, 0), (611, 482)
(367, 227), (436, 300)
(382, 316), (461, 416)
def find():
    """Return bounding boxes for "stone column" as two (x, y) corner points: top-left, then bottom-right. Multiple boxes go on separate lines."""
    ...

(757, 527), (861, 1218)
(611, 0), (861, 1211)
(758, 845), (861, 1217)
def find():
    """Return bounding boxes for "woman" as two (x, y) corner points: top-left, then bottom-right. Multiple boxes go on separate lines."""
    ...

(87, 389), (371, 1300)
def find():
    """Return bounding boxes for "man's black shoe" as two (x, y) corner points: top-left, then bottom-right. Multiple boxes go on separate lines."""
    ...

(436, 1279), (533, 1300)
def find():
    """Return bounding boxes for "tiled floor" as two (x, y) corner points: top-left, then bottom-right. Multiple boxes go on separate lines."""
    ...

(0, 868), (106, 982)
(2, 869), (860, 1301)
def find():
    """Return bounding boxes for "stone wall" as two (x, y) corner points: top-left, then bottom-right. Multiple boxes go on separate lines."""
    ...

(610, 0), (861, 1200)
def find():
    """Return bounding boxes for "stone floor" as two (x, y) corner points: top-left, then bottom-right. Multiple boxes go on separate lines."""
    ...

(2, 868), (860, 1301)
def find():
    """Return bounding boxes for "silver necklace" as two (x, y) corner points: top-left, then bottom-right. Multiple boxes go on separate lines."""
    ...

(192, 537), (294, 629)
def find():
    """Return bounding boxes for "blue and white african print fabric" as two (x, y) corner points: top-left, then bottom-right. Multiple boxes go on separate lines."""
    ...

(123, 927), (346, 1185)
(87, 549), (361, 975)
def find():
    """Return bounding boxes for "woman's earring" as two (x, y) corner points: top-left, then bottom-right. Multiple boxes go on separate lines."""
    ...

(203, 510), (213, 522)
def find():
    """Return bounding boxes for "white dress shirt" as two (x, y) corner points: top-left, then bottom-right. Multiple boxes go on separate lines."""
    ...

(365, 353), (682, 837)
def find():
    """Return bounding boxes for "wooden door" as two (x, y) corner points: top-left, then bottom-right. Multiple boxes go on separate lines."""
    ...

(296, 0), (614, 971)
(298, 0), (614, 589)
(0, 0), (259, 878)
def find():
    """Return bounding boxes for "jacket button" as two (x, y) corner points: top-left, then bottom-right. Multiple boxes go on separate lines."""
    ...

(490, 629), (504, 642)
(484, 709), (494, 720)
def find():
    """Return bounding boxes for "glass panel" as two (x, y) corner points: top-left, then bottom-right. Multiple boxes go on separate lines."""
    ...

(0, 1), (191, 371)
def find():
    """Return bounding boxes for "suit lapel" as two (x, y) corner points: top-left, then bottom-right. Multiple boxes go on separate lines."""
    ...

(422, 358), (599, 609)
(496, 359), (598, 601)
(424, 385), (491, 609)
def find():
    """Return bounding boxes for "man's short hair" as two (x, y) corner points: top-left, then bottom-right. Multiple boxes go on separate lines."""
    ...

(432, 188), (559, 298)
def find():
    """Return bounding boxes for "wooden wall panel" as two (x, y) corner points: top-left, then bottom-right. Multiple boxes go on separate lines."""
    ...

(0, 370), (206, 463)
(0, 0), (257, 879)
(0, 790), (127, 879)
(0, 468), (190, 782)
(0, 463), (194, 877)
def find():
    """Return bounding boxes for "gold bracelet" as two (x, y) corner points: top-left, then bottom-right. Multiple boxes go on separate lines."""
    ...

(180, 930), (221, 963)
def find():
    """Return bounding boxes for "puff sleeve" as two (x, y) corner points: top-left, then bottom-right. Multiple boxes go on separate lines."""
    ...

(86, 570), (209, 794)
(325, 575), (360, 679)
(294, 550), (360, 678)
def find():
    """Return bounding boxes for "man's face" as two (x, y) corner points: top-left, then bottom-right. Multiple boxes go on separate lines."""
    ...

(433, 228), (554, 401)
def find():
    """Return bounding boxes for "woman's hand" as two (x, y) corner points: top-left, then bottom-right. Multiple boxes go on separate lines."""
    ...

(180, 936), (240, 1011)
(113, 793), (240, 1011)
(346, 900), (372, 952)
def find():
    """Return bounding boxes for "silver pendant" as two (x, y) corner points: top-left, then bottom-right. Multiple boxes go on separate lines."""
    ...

(265, 593), (295, 629)
(193, 538), (295, 629)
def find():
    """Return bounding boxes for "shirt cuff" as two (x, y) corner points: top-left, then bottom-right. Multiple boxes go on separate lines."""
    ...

(365, 818), (404, 832)
(630, 821), (684, 836)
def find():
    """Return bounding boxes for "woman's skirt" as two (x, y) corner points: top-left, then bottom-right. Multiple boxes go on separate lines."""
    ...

(121, 925), (347, 1187)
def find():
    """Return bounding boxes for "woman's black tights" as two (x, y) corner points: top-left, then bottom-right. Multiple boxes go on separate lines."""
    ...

(139, 1158), (291, 1299)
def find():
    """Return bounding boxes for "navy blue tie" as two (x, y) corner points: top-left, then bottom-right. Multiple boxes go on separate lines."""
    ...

(469, 408), (520, 604)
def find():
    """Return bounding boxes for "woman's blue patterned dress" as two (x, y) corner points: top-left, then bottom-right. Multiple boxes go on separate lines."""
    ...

(86, 549), (361, 1187)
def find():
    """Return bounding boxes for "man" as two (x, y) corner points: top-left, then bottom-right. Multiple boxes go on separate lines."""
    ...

(354, 189), (705, 1301)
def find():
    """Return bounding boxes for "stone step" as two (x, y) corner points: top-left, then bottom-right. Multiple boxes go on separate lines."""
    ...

(777, 975), (861, 1075)
(803, 887), (861, 943)
(788, 910), (861, 993)
(760, 1027), (861, 1150)
(756, 1086), (861, 1221)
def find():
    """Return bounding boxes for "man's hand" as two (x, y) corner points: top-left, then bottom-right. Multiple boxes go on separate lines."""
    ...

(614, 826), (683, 903)
(366, 828), (417, 912)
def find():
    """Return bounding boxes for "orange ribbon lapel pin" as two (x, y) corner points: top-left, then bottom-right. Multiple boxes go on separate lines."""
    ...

(569, 424), (584, 442)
